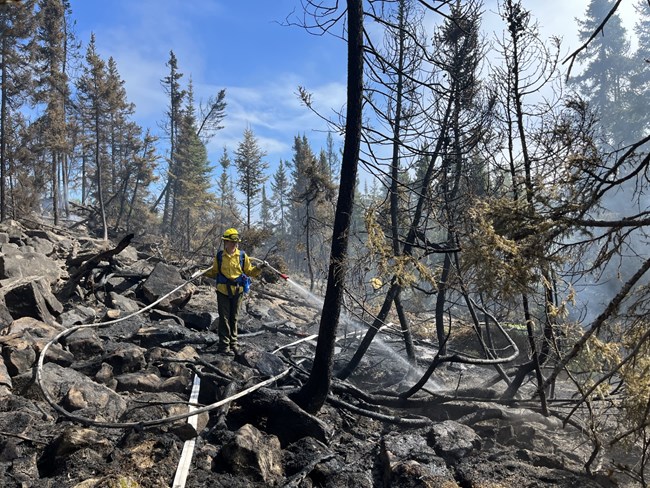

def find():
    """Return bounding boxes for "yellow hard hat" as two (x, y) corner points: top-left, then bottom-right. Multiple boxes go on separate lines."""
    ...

(222, 228), (241, 242)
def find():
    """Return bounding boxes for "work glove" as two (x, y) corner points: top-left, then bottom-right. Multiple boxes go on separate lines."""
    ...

(259, 260), (269, 268)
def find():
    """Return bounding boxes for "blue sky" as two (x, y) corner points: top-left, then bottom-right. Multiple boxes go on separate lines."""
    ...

(66, 0), (637, 185)
(68, 0), (348, 177)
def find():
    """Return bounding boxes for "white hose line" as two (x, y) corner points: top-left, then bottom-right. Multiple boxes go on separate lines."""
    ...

(271, 333), (319, 354)
(172, 373), (201, 488)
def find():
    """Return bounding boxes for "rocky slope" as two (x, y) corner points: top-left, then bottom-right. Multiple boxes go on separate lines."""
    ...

(0, 219), (634, 487)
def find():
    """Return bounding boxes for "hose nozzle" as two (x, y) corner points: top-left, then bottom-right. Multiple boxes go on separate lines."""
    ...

(252, 257), (290, 281)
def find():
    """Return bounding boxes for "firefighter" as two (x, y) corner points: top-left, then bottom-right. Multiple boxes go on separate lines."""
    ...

(204, 228), (265, 355)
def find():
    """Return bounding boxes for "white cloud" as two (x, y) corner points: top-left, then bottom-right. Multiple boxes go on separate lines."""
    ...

(203, 77), (345, 165)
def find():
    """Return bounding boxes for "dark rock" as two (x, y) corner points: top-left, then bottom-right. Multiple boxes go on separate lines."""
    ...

(177, 309), (216, 331)
(99, 314), (146, 340)
(62, 327), (104, 359)
(104, 343), (146, 374)
(0, 249), (62, 285)
(114, 371), (162, 392)
(5, 315), (64, 339)
(134, 320), (193, 348)
(0, 357), (12, 388)
(58, 305), (97, 327)
(215, 424), (283, 484)
(2, 277), (63, 324)
(0, 437), (21, 462)
(0, 220), (26, 241)
(110, 244), (139, 266)
(0, 315), (72, 376)
(94, 362), (116, 388)
(283, 436), (332, 477)
(147, 345), (197, 378)
(11, 451), (39, 484)
(380, 430), (455, 487)
(25, 236), (55, 256)
(455, 448), (606, 488)
(0, 335), (36, 377)
(0, 409), (47, 458)
(307, 457), (374, 488)
(428, 420), (481, 461)
(149, 308), (184, 326)
(139, 262), (194, 311)
(170, 410), (209, 441)
(108, 291), (141, 313)
(159, 375), (191, 393)
(237, 345), (286, 377)
(40, 363), (127, 422)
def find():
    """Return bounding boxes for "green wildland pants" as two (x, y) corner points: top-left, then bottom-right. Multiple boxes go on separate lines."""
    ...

(216, 290), (243, 350)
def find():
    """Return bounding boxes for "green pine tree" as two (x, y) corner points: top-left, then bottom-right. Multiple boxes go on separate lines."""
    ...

(234, 127), (268, 229)
(573, 0), (633, 147)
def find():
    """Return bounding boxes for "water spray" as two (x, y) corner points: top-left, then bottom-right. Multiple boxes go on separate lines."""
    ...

(251, 256), (289, 280)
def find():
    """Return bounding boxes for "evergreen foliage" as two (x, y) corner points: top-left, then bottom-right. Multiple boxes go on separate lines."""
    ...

(573, 0), (634, 147)
(234, 126), (268, 230)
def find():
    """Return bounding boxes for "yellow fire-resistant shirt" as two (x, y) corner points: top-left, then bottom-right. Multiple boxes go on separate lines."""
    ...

(204, 248), (261, 296)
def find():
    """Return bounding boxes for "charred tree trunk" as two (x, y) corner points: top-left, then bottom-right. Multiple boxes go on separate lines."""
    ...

(292, 0), (364, 414)
(394, 292), (415, 363)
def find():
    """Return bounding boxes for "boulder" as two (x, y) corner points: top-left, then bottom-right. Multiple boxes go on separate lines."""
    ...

(0, 250), (62, 285)
(114, 372), (162, 392)
(237, 345), (286, 377)
(149, 308), (184, 326)
(62, 328), (104, 359)
(25, 235), (55, 256)
(215, 424), (283, 484)
(104, 343), (146, 374)
(99, 314), (146, 341)
(0, 220), (26, 241)
(159, 375), (191, 393)
(380, 430), (456, 487)
(139, 262), (194, 311)
(107, 291), (141, 314)
(147, 345), (197, 378)
(1, 277), (63, 325)
(134, 320), (193, 348)
(0, 335), (36, 377)
(6, 316), (65, 339)
(177, 309), (216, 331)
(94, 362), (117, 390)
(58, 305), (98, 328)
(0, 317), (72, 376)
(428, 420), (481, 461)
(110, 244), (139, 266)
(40, 362), (127, 422)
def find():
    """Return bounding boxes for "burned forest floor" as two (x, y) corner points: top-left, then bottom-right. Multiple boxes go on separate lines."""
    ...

(0, 218), (641, 487)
